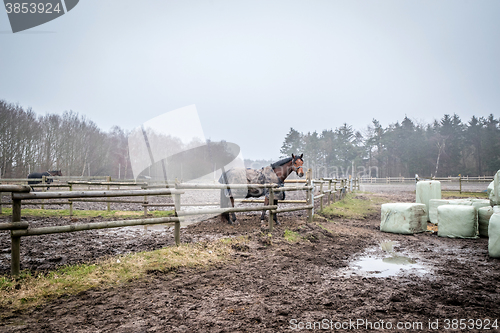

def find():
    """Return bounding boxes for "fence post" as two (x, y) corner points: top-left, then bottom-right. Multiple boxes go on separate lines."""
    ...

(459, 174), (462, 194)
(143, 195), (148, 218)
(327, 179), (332, 205)
(307, 169), (313, 223)
(69, 184), (73, 216)
(11, 198), (22, 276)
(319, 181), (323, 212)
(41, 175), (46, 209)
(268, 187), (275, 232)
(333, 180), (337, 203)
(174, 193), (181, 246)
(107, 176), (111, 212)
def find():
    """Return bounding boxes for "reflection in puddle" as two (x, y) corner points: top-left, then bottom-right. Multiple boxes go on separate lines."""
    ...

(383, 255), (416, 265)
(340, 241), (431, 278)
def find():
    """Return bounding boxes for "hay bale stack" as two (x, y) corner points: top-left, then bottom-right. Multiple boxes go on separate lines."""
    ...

(478, 206), (494, 237)
(416, 181), (441, 221)
(488, 212), (500, 258)
(381, 203), (427, 234)
(437, 205), (478, 239)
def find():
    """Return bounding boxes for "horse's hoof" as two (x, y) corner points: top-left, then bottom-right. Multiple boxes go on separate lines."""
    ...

(274, 220), (281, 226)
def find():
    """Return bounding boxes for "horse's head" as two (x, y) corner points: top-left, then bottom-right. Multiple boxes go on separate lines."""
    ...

(291, 154), (304, 177)
(49, 170), (63, 176)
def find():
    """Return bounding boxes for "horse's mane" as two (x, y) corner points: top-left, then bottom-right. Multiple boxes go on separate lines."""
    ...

(270, 157), (293, 169)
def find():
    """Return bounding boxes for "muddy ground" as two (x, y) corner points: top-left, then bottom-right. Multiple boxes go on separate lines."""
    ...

(1, 188), (500, 332)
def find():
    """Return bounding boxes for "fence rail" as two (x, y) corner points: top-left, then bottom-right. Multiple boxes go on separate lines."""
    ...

(0, 170), (358, 276)
(360, 176), (494, 183)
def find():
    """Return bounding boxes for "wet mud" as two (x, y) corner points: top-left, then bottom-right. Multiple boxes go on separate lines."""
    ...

(1, 191), (499, 332)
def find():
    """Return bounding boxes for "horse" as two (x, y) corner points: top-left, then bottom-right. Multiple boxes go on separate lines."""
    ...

(219, 154), (304, 226)
(27, 170), (62, 191)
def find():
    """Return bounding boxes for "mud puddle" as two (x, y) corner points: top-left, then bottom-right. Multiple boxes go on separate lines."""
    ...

(340, 240), (431, 278)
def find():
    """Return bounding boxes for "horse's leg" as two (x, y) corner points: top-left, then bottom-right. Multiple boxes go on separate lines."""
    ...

(229, 197), (237, 223)
(220, 189), (230, 223)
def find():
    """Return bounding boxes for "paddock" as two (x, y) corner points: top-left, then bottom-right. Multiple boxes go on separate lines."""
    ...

(1, 186), (498, 332)
(0, 169), (357, 276)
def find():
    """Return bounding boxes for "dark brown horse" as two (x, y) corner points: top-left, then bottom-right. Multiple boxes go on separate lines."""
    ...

(28, 170), (62, 191)
(219, 154), (304, 225)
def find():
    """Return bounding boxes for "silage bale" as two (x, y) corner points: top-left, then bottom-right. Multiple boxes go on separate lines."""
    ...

(437, 205), (478, 239)
(448, 198), (473, 205)
(429, 199), (488, 224)
(429, 199), (450, 224)
(488, 213), (500, 258)
(487, 180), (494, 202)
(478, 206), (494, 237)
(489, 170), (500, 206)
(416, 181), (441, 221)
(381, 203), (427, 234)
(470, 199), (491, 210)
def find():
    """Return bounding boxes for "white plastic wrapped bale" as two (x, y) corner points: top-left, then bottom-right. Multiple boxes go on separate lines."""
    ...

(478, 206), (494, 237)
(447, 198), (490, 209)
(416, 181), (441, 221)
(428, 199), (489, 224)
(448, 199), (474, 205)
(470, 199), (491, 210)
(487, 180), (494, 197)
(437, 205), (478, 239)
(488, 213), (500, 258)
(429, 199), (450, 224)
(489, 170), (500, 206)
(381, 203), (427, 234)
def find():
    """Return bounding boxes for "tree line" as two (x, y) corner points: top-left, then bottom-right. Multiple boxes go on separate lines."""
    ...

(280, 114), (500, 178)
(1, 98), (498, 179)
(0, 100), (132, 179)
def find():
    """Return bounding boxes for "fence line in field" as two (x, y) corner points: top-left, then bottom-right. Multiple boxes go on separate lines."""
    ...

(0, 169), (358, 276)
(359, 175), (493, 193)
(360, 175), (494, 183)
(0, 175), (356, 215)
(2, 186), (184, 276)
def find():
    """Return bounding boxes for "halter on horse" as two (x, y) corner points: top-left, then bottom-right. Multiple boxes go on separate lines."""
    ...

(219, 154), (304, 226)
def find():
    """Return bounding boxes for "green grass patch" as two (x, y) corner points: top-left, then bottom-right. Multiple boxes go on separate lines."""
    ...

(0, 208), (173, 219)
(0, 238), (239, 316)
(219, 235), (248, 244)
(314, 222), (334, 234)
(442, 191), (488, 199)
(283, 229), (301, 242)
(320, 193), (390, 220)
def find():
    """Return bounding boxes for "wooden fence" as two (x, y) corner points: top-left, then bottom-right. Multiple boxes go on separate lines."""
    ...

(0, 169), (357, 276)
(0, 177), (150, 214)
(2, 185), (183, 276)
(360, 175), (494, 184)
(359, 175), (493, 194)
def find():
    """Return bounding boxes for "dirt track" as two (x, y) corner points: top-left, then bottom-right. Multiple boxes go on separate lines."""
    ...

(1, 190), (500, 332)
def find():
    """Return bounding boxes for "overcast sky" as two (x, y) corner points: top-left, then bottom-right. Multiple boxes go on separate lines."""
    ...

(1, 0), (499, 160)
